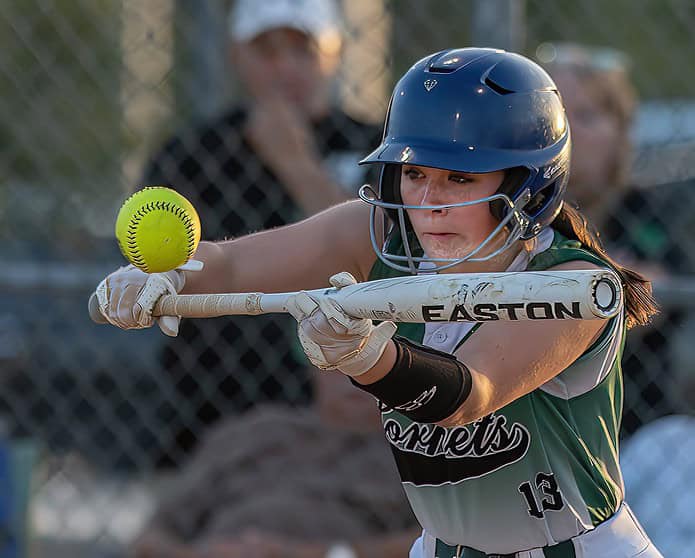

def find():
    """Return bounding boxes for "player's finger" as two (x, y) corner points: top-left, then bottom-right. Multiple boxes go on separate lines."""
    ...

(296, 327), (333, 370)
(95, 279), (110, 318)
(88, 293), (108, 324)
(134, 276), (169, 327)
(329, 271), (357, 289)
(318, 296), (371, 336)
(177, 259), (204, 272)
(113, 283), (147, 329)
(372, 320), (397, 343)
(286, 292), (319, 322)
(95, 278), (132, 329)
(157, 315), (181, 337)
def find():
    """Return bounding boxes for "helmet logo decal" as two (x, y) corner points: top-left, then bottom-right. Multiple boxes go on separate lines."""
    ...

(400, 146), (414, 162)
(543, 161), (562, 179)
(423, 79), (438, 91)
(543, 153), (569, 179)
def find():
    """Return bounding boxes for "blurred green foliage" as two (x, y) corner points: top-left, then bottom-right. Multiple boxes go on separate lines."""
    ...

(526, 0), (695, 99)
(0, 0), (122, 253)
(0, 0), (121, 185)
(389, 0), (695, 100)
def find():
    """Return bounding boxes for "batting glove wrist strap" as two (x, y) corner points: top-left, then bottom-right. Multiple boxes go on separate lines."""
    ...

(350, 335), (473, 424)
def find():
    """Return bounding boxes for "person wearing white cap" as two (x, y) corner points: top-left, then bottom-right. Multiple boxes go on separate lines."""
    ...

(228, 0), (352, 212)
(229, 0), (343, 63)
(139, 0), (382, 473)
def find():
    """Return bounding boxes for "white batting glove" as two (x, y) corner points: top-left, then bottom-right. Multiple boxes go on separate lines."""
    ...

(286, 272), (397, 377)
(95, 264), (192, 337)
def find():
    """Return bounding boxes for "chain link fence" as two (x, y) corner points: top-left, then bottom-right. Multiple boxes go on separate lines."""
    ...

(1, 0), (694, 556)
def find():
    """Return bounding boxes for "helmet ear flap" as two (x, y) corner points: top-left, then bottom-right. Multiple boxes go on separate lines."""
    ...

(491, 166), (569, 239)
(490, 167), (530, 221)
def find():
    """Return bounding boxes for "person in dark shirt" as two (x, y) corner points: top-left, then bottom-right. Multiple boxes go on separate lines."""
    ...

(143, 0), (382, 466)
(543, 43), (691, 436)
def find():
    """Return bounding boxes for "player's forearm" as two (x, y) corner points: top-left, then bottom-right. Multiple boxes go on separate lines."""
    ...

(435, 368), (492, 427)
(353, 341), (488, 427)
(181, 240), (234, 294)
(183, 202), (371, 295)
(183, 229), (321, 295)
(181, 242), (228, 300)
(351, 339), (398, 385)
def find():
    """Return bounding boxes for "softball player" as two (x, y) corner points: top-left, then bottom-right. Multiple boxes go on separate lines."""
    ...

(97, 48), (663, 557)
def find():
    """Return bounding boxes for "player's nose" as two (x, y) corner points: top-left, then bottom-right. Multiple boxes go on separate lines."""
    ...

(418, 178), (449, 208)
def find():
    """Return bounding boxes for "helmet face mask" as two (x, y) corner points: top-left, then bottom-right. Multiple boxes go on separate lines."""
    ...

(359, 179), (532, 273)
(359, 47), (571, 274)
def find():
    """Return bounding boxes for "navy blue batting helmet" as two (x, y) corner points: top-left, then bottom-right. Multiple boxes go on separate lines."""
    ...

(358, 47), (570, 273)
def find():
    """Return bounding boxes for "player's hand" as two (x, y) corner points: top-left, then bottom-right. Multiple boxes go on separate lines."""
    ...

(95, 264), (186, 337)
(287, 272), (397, 377)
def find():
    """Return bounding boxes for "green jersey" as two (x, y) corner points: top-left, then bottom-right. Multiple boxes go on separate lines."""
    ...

(369, 229), (625, 554)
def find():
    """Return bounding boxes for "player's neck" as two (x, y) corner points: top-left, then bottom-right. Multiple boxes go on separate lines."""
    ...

(441, 233), (528, 274)
(443, 244), (524, 274)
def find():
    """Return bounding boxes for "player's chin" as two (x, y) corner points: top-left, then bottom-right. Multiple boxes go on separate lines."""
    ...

(420, 235), (471, 260)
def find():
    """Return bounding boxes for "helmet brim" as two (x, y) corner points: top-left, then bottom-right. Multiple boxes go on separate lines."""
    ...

(359, 140), (566, 174)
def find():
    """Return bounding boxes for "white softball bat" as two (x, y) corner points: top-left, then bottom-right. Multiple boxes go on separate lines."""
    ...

(89, 269), (623, 324)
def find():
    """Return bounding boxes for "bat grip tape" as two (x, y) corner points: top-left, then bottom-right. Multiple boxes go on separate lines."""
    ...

(350, 335), (472, 423)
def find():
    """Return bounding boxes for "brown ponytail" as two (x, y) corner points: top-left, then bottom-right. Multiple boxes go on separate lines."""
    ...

(551, 204), (658, 329)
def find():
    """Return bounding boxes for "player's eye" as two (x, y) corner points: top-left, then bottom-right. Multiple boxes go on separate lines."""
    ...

(403, 167), (424, 180)
(449, 174), (471, 184)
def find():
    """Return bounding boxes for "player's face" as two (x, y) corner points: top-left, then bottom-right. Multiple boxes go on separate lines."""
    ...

(400, 165), (506, 262)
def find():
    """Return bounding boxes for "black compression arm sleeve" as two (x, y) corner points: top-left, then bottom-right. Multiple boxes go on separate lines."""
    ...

(350, 335), (472, 423)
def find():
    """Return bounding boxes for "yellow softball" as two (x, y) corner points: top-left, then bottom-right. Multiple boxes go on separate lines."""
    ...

(115, 186), (201, 273)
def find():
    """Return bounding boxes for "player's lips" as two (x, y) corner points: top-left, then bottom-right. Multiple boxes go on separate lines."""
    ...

(424, 232), (457, 238)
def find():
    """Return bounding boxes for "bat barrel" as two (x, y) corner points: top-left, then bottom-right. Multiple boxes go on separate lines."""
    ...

(591, 271), (622, 318)
(331, 269), (623, 323)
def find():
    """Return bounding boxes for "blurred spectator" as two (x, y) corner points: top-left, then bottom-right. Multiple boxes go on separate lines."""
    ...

(143, 0), (382, 466)
(131, 371), (420, 558)
(540, 42), (689, 436)
(537, 43), (636, 219)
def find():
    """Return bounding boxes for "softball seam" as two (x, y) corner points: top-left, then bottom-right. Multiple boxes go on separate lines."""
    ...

(125, 199), (197, 273)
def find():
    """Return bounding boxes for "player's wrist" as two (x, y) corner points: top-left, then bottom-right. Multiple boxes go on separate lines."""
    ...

(340, 332), (397, 379)
(350, 335), (473, 423)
